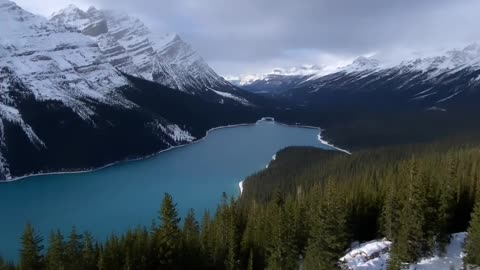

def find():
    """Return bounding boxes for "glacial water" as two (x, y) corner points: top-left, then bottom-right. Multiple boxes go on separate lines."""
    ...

(0, 120), (333, 260)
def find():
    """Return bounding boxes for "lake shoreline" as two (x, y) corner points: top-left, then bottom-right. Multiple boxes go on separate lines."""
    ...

(2, 117), (348, 184)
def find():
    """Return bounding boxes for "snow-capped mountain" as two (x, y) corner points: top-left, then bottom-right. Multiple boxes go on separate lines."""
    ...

(50, 5), (237, 96)
(235, 44), (480, 99)
(228, 64), (325, 86)
(0, 0), (261, 181)
(235, 44), (480, 109)
(0, 0), (131, 119)
(291, 44), (480, 109)
(228, 65), (326, 93)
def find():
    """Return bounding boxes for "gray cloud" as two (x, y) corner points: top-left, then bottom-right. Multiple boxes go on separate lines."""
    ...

(15, 0), (480, 75)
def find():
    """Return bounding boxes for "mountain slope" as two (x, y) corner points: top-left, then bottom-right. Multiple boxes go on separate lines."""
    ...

(237, 45), (480, 107)
(49, 5), (240, 98)
(0, 0), (264, 181)
(288, 46), (480, 109)
(263, 45), (480, 149)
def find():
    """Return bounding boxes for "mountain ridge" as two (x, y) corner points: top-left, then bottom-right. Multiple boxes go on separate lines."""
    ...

(49, 4), (239, 97)
(0, 0), (263, 181)
(235, 44), (480, 97)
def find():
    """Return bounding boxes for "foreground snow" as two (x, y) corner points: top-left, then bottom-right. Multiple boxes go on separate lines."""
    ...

(340, 233), (466, 270)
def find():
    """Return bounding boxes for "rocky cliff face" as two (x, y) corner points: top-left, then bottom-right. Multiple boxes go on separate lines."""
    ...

(50, 5), (237, 95)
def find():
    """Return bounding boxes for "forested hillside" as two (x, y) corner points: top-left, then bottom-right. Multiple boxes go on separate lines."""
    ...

(2, 139), (480, 270)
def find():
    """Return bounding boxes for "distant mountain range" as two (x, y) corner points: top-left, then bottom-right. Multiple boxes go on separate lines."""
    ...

(267, 44), (480, 149)
(226, 65), (327, 94)
(283, 44), (480, 109)
(0, 0), (261, 180)
(232, 44), (480, 107)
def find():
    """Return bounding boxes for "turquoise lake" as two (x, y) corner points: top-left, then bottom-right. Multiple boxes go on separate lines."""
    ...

(0, 120), (332, 260)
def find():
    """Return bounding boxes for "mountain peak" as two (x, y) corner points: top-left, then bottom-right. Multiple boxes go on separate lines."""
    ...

(344, 56), (381, 72)
(228, 64), (326, 86)
(50, 4), (84, 18)
(50, 5), (235, 94)
(0, 0), (129, 121)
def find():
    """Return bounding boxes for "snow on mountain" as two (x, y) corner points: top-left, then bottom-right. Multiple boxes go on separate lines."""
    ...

(50, 5), (236, 95)
(343, 56), (382, 73)
(237, 43), (480, 94)
(0, 0), (135, 147)
(209, 88), (250, 105)
(227, 64), (325, 86)
(0, 0), (131, 119)
(336, 44), (480, 77)
(393, 44), (480, 82)
(339, 233), (466, 270)
(240, 43), (480, 106)
(0, 0), (203, 180)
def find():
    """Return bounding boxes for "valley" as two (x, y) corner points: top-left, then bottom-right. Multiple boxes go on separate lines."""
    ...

(0, 119), (333, 261)
(1, 0), (480, 269)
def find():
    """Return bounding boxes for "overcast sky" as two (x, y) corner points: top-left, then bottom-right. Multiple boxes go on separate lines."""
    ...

(14, 0), (480, 76)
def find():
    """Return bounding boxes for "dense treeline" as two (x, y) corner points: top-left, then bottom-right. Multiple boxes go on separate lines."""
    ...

(2, 141), (480, 270)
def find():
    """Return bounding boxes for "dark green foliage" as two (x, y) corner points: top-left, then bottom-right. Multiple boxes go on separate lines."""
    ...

(81, 232), (97, 270)
(182, 209), (202, 269)
(3, 141), (480, 270)
(19, 223), (44, 270)
(389, 160), (427, 266)
(304, 180), (349, 270)
(265, 196), (298, 270)
(152, 193), (182, 269)
(465, 196), (480, 267)
(45, 230), (65, 270)
(0, 256), (15, 270)
(65, 227), (83, 270)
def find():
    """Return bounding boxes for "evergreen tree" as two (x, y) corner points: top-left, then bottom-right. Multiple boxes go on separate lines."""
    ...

(0, 258), (16, 270)
(465, 196), (480, 267)
(420, 173), (439, 256)
(304, 180), (349, 270)
(100, 235), (123, 270)
(182, 208), (202, 269)
(437, 174), (455, 255)
(200, 210), (214, 266)
(288, 196), (308, 256)
(153, 193), (181, 269)
(131, 227), (151, 270)
(389, 159), (426, 269)
(265, 199), (298, 270)
(225, 197), (239, 270)
(45, 230), (65, 270)
(64, 227), (83, 270)
(19, 223), (44, 270)
(81, 232), (97, 270)
(380, 183), (400, 240)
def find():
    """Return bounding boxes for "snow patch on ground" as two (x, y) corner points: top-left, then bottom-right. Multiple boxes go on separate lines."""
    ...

(340, 233), (467, 270)
(155, 123), (195, 143)
(165, 124), (195, 142)
(340, 239), (392, 270)
(238, 180), (244, 195)
(209, 88), (251, 106)
(317, 133), (351, 155)
(0, 103), (45, 148)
